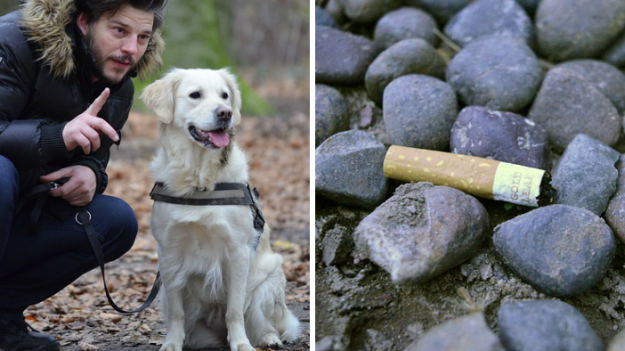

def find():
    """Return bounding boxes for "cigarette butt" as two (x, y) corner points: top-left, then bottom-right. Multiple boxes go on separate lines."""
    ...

(383, 145), (555, 207)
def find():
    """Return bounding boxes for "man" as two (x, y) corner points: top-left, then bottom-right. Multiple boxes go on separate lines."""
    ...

(0, 0), (166, 350)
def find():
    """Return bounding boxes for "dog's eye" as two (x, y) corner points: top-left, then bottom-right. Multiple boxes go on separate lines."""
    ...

(189, 92), (201, 99)
(221, 92), (229, 100)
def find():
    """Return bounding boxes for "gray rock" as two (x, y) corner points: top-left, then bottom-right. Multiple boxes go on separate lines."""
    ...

(383, 74), (458, 150)
(316, 84), (350, 147)
(602, 33), (625, 68)
(493, 205), (616, 297)
(446, 36), (542, 112)
(404, 0), (472, 24)
(340, 0), (402, 23)
(444, 0), (533, 47)
(605, 155), (625, 243)
(316, 130), (388, 208)
(498, 300), (604, 351)
(528, 67), (621, 151)
(354, 182), (489, 283)
(365, 39), (446, 106)
(374, 8), (439, 50)
(316, 26), (379, 85)
(450, 106), (549, 169)
(404, 313), (505, 351)
(535, 0), (625, 61)
(552, 134), (619, 215)
(316, 6), (338, 28)
(321, 225), (354, 267)
(556, 60), (625, 114)
(608, 329), (625, 351)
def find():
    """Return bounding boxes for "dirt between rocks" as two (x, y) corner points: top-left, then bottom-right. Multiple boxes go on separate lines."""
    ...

(22, 112), (311, 351)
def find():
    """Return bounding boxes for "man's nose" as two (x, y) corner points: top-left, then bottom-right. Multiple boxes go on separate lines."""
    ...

(121, 37), (138, 56)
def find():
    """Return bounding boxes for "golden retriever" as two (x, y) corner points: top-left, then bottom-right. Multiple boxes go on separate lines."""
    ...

(140, 68), (300, 351)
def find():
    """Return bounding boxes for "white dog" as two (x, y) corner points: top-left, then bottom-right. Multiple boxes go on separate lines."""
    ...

(140, 68), (300, 351)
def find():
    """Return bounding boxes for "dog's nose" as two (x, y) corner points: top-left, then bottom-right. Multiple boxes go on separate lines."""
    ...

(216, 107), (233, 122)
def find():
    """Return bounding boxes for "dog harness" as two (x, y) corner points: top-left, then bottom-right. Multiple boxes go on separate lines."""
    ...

(149, 182), (266, 247)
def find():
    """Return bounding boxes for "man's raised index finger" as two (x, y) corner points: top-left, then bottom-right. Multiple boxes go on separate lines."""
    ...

(87, 87), (110, 115)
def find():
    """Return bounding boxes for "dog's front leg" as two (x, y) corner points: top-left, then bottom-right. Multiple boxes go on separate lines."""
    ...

(226, 248), (254, 351)
(160, 270), (186, 351)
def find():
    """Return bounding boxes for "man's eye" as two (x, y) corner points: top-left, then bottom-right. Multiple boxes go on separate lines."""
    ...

(139, 35), (150, 41)
(115, 27), (124, 34)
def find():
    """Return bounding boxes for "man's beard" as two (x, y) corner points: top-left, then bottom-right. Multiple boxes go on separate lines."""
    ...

(86, 30), (137, 85)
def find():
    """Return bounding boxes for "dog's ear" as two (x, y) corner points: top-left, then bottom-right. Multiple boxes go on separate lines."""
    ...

(218, 68), (243, 125)
(140, 70), (181, 124)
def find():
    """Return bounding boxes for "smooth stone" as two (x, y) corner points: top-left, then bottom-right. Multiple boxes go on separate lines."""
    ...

(608, 329), (625, 351)
(315, 130), (388, 209)
(383, 74), (457, 150)
(374, 7), (439, 50)
(341, 0), (402, 23)
(316, 26), (378, 84)
(444, 0), (533, 47)
(446, 36), (542, 112)
(365, 39), (446, 106)
(450, 106), (549, 169)
(529, 67), (621, 151)
(556, 59), (625, 114)
(535, 0), (625, 61)
(404, 313), (505, 351)
(605, 155), (625, 243)
(404, 0), (472, 24)
(493, 204), (616, 297)
(316, 6), (338, 28)
(315, 84), (350, 147)
(354, 182), (489, 283)
(498, 300), (604, 351)
(552, 134), (619, 215)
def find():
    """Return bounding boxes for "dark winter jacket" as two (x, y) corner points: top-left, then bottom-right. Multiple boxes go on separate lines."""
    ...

(0, 0), (164, 194)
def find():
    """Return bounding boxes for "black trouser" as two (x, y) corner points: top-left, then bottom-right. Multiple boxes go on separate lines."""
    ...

(0, 155), (138, 320)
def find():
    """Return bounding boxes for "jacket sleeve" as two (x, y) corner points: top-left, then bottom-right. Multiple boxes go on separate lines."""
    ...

(0, 38), (74, 170)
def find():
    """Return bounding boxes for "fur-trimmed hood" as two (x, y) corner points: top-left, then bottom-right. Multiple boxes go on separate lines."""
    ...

(20, 0), (164, 79)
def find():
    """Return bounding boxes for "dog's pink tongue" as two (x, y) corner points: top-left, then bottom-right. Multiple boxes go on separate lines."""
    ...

(208, 130), (230, 147)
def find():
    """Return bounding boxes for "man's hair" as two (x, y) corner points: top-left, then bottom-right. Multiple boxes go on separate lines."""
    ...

(75, 0), (167, 31)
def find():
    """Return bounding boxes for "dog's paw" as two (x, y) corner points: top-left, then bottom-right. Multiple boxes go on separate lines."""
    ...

(159, 342), (183, 351)
(261, 333), (283, 348)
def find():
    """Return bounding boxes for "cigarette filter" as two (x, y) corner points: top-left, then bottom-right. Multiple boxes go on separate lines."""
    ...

(383, 145), (555, 207)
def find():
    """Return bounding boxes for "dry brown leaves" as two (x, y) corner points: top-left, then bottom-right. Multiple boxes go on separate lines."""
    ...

(24, 110), (310, 350)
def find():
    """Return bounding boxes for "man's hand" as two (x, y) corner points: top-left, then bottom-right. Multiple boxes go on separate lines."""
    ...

(63, 88), (119, 154)
(40, 166), (97, 206)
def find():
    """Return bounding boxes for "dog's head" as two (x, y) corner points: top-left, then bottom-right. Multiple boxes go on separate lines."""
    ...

(140, 68), (242, 149)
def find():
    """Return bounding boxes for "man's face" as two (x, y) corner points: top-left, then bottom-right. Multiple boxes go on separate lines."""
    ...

(78, 4), (154, 84)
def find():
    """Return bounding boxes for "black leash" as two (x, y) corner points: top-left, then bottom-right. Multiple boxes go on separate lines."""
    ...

(16, 180), (161, 314)
(76, 210), (161, 314)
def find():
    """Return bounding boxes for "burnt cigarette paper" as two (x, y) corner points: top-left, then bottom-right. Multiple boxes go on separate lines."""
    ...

(383, 145), (554, 207)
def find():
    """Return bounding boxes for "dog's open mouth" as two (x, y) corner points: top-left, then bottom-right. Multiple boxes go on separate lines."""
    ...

(189, 125), (230, 148)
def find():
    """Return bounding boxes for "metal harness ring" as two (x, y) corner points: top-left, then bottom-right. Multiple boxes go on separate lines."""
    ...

(75, 211), (91, 226)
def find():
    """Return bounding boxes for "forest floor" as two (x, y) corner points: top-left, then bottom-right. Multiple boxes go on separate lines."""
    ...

(23, 80), (311, 351)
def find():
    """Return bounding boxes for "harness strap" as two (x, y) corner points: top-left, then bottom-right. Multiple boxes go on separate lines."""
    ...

(149, 182), (254, 206)
(150, 182), (266, 247)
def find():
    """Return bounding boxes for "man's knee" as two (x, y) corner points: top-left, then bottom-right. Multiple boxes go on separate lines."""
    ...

(91, 196), (138, 261)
